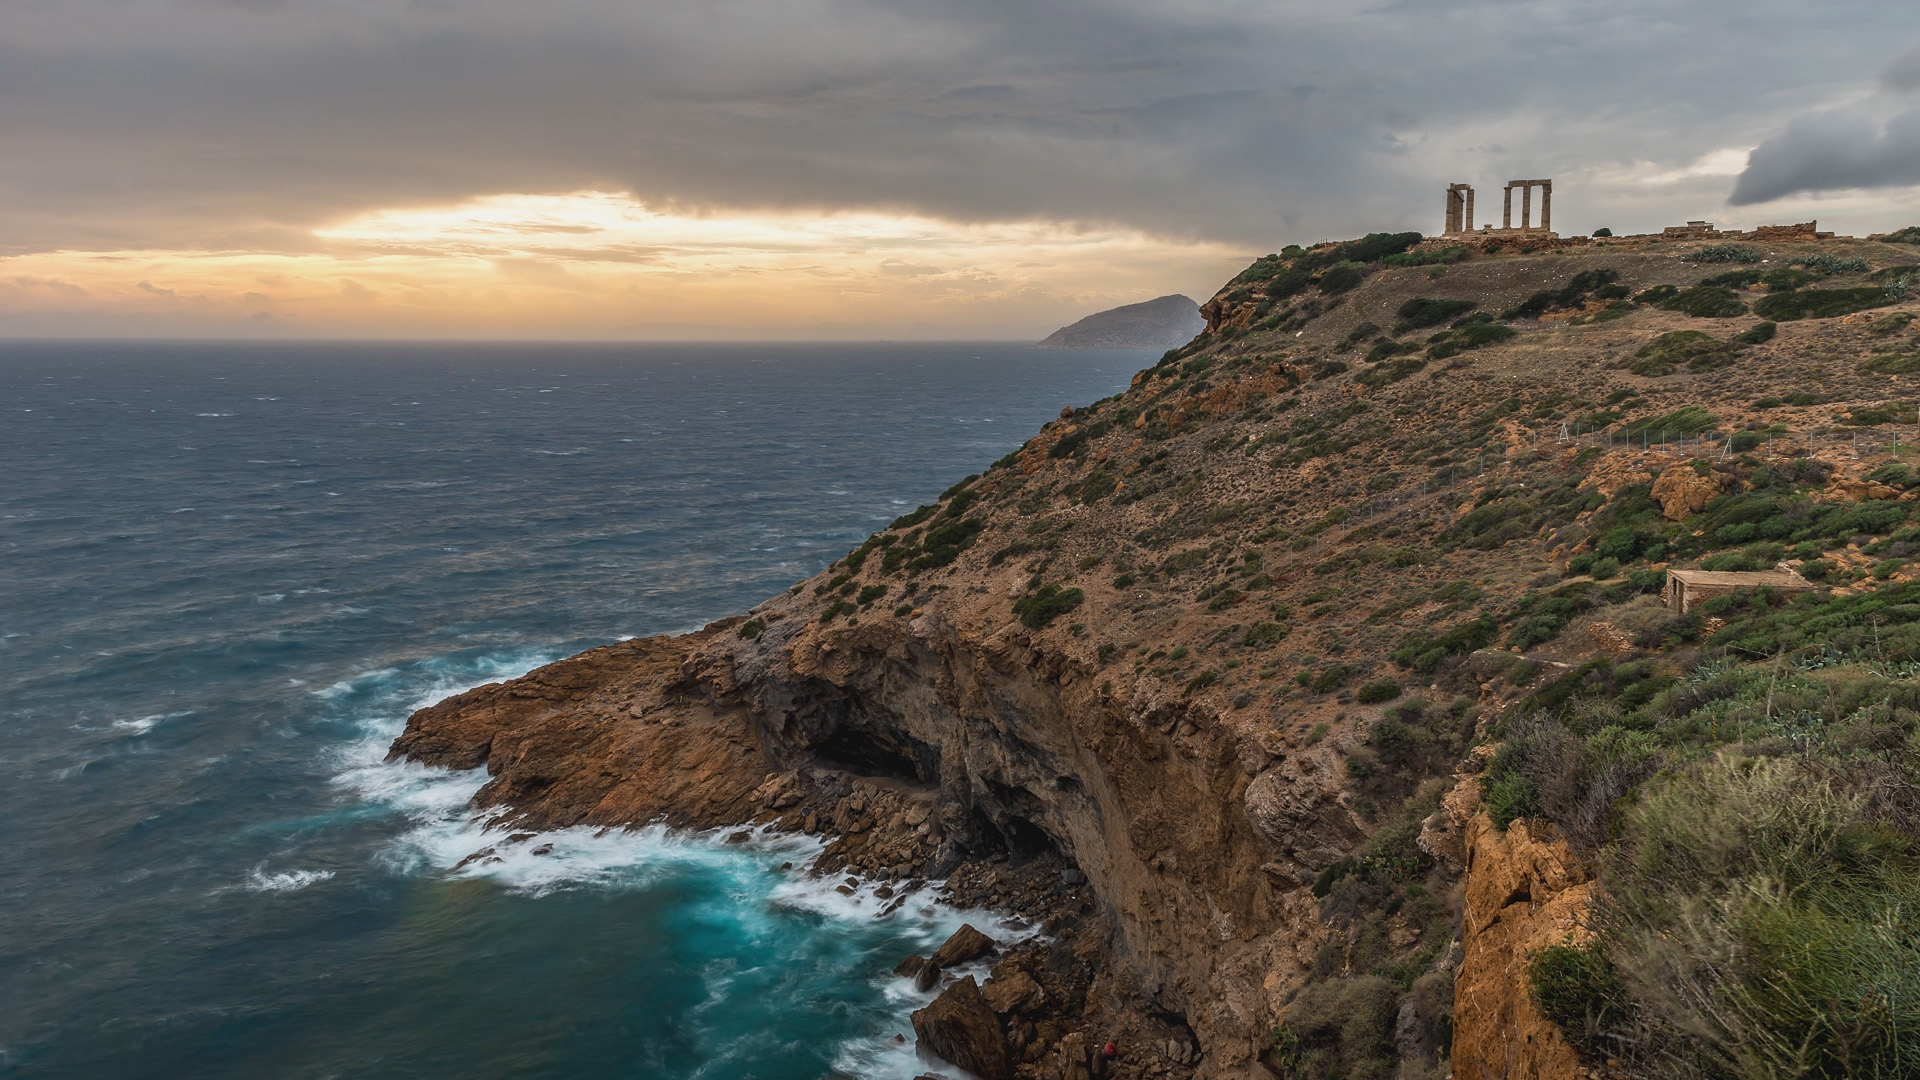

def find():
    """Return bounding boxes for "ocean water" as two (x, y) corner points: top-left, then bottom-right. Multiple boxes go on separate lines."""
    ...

(0, 341), (1143, 1079)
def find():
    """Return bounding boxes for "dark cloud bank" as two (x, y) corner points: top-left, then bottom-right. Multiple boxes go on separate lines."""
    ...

(0, 0), (1915, 253)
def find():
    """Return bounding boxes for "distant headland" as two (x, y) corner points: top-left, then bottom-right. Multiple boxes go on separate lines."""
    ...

(1037, 294), (1204, 349)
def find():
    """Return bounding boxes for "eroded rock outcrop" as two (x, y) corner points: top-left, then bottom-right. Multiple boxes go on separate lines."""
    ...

(913, 976), (1013, 1080)
(1451, 813), (1591, 1080)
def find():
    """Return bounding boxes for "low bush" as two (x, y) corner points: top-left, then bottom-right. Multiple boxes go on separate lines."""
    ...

(1395, 297), (1478, 332)
(1754, 286), (1895, 321)
(1381, 244), (1470, 268)
(1012, 584), (1084, 628)
(1427, 321), (1516, 359)
(1629, 330), (1736, 375)
(1682, 244), (1760, 264)
(1734, 320), (1777, 344)
(1655, 285), (1748, 318)
(1528, 942), (1620, 1053)
(1356, 678), (1403, 704)
(1318, 261), (1366, 294)
(1791, 252), (1869, 274)
(1505, 269), (1622, 320)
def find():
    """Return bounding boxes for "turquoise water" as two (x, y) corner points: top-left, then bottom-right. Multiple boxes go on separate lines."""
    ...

(0, 341), (1142, 1078)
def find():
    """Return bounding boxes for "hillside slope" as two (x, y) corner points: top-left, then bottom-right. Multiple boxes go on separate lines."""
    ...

(393, 230), (1920, 1079)
(1039, 294), (1205, 349)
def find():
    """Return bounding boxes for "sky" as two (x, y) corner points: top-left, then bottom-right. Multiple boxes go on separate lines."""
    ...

(3, 1), (1920, 340)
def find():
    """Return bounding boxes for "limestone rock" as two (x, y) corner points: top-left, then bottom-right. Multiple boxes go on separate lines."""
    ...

(1828, 477), (1905, 503)
(929, 923), (997, 968)
(911, 975), (1011, 1080)
(1451, 814), (1592, 1080)
(1650, 463), (1719, 520)
(894, 953), (928, 979)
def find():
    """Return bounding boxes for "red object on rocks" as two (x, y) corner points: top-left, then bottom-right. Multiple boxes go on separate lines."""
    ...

(1103, 1042), (1118, 1058)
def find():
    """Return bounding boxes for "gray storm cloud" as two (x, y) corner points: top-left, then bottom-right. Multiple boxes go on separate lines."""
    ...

(0, 0), (1910, 253)
(1730, 109), (1920, 206)
(1730, 41), (1920, 206)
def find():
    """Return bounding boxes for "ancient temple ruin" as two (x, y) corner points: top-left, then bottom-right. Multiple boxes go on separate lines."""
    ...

(1443, 179), (1555, 237)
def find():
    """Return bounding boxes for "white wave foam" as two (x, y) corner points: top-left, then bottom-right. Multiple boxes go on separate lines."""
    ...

(112, 710), (192, 735)
(238, 866), (335, 892)
(255, 593), (286, 604)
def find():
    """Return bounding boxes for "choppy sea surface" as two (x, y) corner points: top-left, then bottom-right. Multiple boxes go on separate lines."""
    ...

(0, 341), (1142, 1079)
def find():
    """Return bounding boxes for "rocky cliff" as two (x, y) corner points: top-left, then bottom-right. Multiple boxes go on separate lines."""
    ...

(393, 229), (1920, 1079)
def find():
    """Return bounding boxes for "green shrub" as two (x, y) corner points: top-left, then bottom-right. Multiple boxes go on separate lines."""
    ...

(1012, 584), (1084, 628)
(1356, 356), (1426, 387)
(1655, 284), (1748, 318)
(1883, 225), (1920, 244)
(1395, 297), (1478, 331)
(1621, 405), (1717, 436)
(1629, 329), (1736, 375)
(1598, 754), (1920, 1078)
(1590, 556), (1621, 580)
(1504, 269), (1623, 319)
(1761, 266), (1820, 291)
(1864, 352), (1920, 375)
(1592, 227), (1612, 237)
(1380, 244), (1470, 268)
(1356, 679), (1403, 704)
(1682, 244), (1760, 264)
(737, 618), (767, 640)
(1392, 615), (1498, 672)
(856, 584), (888, 605)
(1791, 252), (1869, 274)
(1243, 621), (1290, 647)
(819, 600), (856, 622)
(1318, 261), (1366, 294)
(1529, 942), (1620, 1052)
(1754, 287), (1895, 321)
(1310, 664), (1351, 693)
(1427, 321), (1516, 359)
(1734, 320), (1777, 344)
(890, 504), (936, 529)
(1485, 770), (1537, 830)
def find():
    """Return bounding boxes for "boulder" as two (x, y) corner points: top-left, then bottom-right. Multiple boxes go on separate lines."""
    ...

(929, 923), (997, 968)
(893, 953), (928, 979)
(911, 976), (1011, 1080)
(981, 970), (1045, 1014)
(914, 961), (942, 993)
(1651, 463), (1720, 520)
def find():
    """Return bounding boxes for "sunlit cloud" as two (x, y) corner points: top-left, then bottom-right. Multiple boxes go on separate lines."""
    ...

(0, 193), (1252, 339)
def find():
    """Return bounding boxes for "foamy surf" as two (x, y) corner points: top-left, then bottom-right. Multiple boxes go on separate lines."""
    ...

(238, 867), (336, 892)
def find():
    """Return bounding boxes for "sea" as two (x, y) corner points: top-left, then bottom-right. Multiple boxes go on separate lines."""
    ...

(0, 341), (1144, 1079)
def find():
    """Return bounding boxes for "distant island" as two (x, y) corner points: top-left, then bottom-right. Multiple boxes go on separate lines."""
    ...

(1036, 294), (1204, 348)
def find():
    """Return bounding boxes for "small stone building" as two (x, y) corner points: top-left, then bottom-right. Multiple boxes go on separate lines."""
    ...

(1662, 566), (1817, 614)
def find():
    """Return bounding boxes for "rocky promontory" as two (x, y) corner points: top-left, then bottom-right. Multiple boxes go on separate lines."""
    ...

(395, 229), (1920, 1078)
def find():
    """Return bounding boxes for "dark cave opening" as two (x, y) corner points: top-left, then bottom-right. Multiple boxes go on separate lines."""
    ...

(815, 724), (936, 784)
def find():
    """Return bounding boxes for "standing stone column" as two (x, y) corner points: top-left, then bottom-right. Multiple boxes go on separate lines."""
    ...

(1502, 185), (1513, 230)
(1541, 181), (1551, 234)
(1521, 184), (1532, 231)
(1464, 187), (1474, 232)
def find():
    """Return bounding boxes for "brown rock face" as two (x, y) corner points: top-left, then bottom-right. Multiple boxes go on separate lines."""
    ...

(1451, 814), (1591, 1080)
(911, 976), (1012, 1080)
(930, 923), (997, 968)
(1650, 462), (1719, 520)
(982, 969), (1045, 1014)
